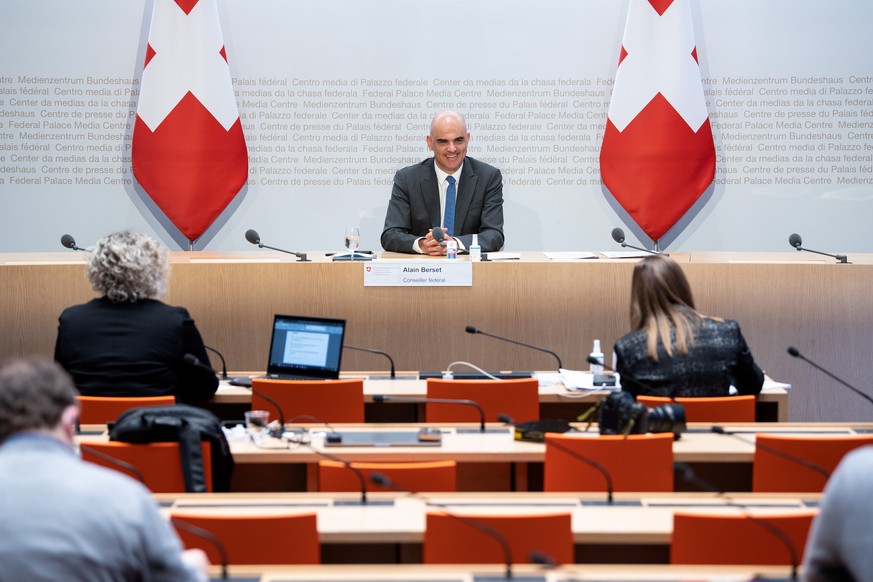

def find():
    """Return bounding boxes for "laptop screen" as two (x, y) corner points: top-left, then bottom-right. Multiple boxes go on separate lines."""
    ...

(266, 314), (346, 379)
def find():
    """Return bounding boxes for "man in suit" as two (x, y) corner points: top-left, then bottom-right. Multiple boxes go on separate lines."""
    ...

(381, 111), (505, 254)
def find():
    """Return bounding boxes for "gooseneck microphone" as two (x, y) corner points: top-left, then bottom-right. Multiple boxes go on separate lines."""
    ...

(60, 234), (87, 251)
(370, 472), (517, 581)
(788, 346), (873, 407)
(185, 353), (285, 425)
(541, 434), (614, 505)
(344, 344), (396, 378)
(244, 229), (309, 262)
(373, 394), (486, 432)
(465, 326), (563, 370)
(169, 517), (229, 580)
(202, 345), (248, 384)
(431, 226), (448, 247)
(710, 425), (830, 481)
(610, 227), (664, 256)
(674, 462), (800, 580)
(788, 233), (849, 263)
(79, 444), (147, 485)
(283, 433), (371, 505)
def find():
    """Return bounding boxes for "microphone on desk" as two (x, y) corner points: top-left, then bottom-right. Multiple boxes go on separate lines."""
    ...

(674, 462), (801, 580)
(344, 344), (396, 378)
(610, 227), (665, 256)
(465, 325), (563, 370)
(282, 432), (371, 505)
(79, 444), (147, 485)
(370, 472), (520, 580)
(787, 346), (873, 407)
(202, 345), (249, 384)
(710, 425), (831, 481)
(542, 433), (615, 505)
(372, 394), (486, 432)
(185, 353), (285, 426)
(170, 517), (229, 579)
(431, 226), (447, 247)
(60, 233), (88, 251)
(788, 233), (849, 264)
(244, 229), (309, 262)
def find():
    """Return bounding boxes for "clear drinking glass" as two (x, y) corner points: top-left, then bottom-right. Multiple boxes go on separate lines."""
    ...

(344, 226), (360, 259)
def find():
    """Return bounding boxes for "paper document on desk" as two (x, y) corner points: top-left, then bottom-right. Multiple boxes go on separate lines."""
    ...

(560, 369), (621, 391)
(483, 252), (521, 260)
(543, 251), (598, 260)
(600, 250), (652, 259)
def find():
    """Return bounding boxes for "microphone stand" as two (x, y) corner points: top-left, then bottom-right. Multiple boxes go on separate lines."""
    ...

(344, 344), (396, 378)
(465, 326), (563, 370)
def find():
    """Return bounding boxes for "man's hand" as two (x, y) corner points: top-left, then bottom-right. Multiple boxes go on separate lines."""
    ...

(419, 229), (447, 256)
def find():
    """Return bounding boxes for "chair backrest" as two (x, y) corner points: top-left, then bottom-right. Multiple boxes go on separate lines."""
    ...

(752, 433), (873, 492)
(80, 441), (213, 493)
(636, 395), (756, 423)
(317, 460), (457, 493)
(171, 512), (319, 565)
(76, 395), (176, 424)
(424, 511), (574, 565)
(544, 432), (674, 492)
(425, 378), (540, 424)
(670, 511), (818, 566)
(251, 378), (364, 424)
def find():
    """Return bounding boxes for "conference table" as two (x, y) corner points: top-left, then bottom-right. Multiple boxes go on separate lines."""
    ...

(211, 563), (796, 581)
(78, 422), (870, 492)
(5, 250), (872, 424)
(156, 490), (819, 566)
(210, 373), (791, 423)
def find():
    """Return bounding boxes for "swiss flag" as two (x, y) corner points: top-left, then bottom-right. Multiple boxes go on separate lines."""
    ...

(599, 0), (715, 242)
(132, 0), (248, 242)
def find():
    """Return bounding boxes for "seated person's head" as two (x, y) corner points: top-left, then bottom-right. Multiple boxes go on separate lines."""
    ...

(88, 231), (169, 303)
(630, 255), (699, 359)
(0, 358), (79, 444)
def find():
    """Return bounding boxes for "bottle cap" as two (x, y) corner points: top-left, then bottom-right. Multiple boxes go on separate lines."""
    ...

(593, 339), (601, 353)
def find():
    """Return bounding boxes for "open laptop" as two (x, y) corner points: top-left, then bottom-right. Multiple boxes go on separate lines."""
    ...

(265, 314), (346, 380)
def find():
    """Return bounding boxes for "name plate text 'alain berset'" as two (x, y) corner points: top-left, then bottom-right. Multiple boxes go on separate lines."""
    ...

(363, 261), (472, 287)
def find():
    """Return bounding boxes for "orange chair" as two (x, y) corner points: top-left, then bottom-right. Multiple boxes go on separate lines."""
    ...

(425, 378), (540, 424)
(171, 512), (319, 565)
(424, 511), (574, 565)
(80, 441), (213, 493)
(671, 510), (818, 566)
(544, 432), (674, 492)
(251, 378), (364, 424)
(753, 433), (873, 492)
(317, 460), (457, 493)
(76, 395), (176, 424)
(636, 394), (756, 423)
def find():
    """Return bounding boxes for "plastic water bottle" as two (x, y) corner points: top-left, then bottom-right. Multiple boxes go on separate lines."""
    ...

(589, 339), (604, 375)
(445, 239), (457, 259)
(469, 234), (482, 262)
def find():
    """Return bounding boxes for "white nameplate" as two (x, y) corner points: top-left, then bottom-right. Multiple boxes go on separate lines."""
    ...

(363, 261), (472, 287)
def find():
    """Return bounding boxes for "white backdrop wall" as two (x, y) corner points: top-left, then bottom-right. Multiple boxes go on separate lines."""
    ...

(1, 0), (871, 253)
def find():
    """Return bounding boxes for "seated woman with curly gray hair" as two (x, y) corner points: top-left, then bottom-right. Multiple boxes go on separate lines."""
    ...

(54, 231), (218, 402)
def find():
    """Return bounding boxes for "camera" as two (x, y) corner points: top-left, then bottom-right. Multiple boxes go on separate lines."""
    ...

(598, 392), (686, 439)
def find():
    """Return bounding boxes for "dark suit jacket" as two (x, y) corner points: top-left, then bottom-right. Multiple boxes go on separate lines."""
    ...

(614, 318), (764, 398)
(381, 156), (505, 253)
(54, 297), (218, 402)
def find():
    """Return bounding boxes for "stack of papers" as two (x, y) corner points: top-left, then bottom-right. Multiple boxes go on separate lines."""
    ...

(542, 251), (598, 260)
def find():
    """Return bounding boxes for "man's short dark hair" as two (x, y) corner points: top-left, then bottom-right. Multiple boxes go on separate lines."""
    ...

(0, 358), (78, 442)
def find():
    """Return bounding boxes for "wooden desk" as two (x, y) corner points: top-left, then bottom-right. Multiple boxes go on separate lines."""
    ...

(5, 251), (871, 423)
(212, 374), (791, 423)
(221, 563), (796, 582)
(79, 422), (869, 492)
(158, 491), (818, 566)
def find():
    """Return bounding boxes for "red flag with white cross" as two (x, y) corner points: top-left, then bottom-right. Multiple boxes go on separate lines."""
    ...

(132, 0), (248, 242)
(599, 0), (715, 242)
